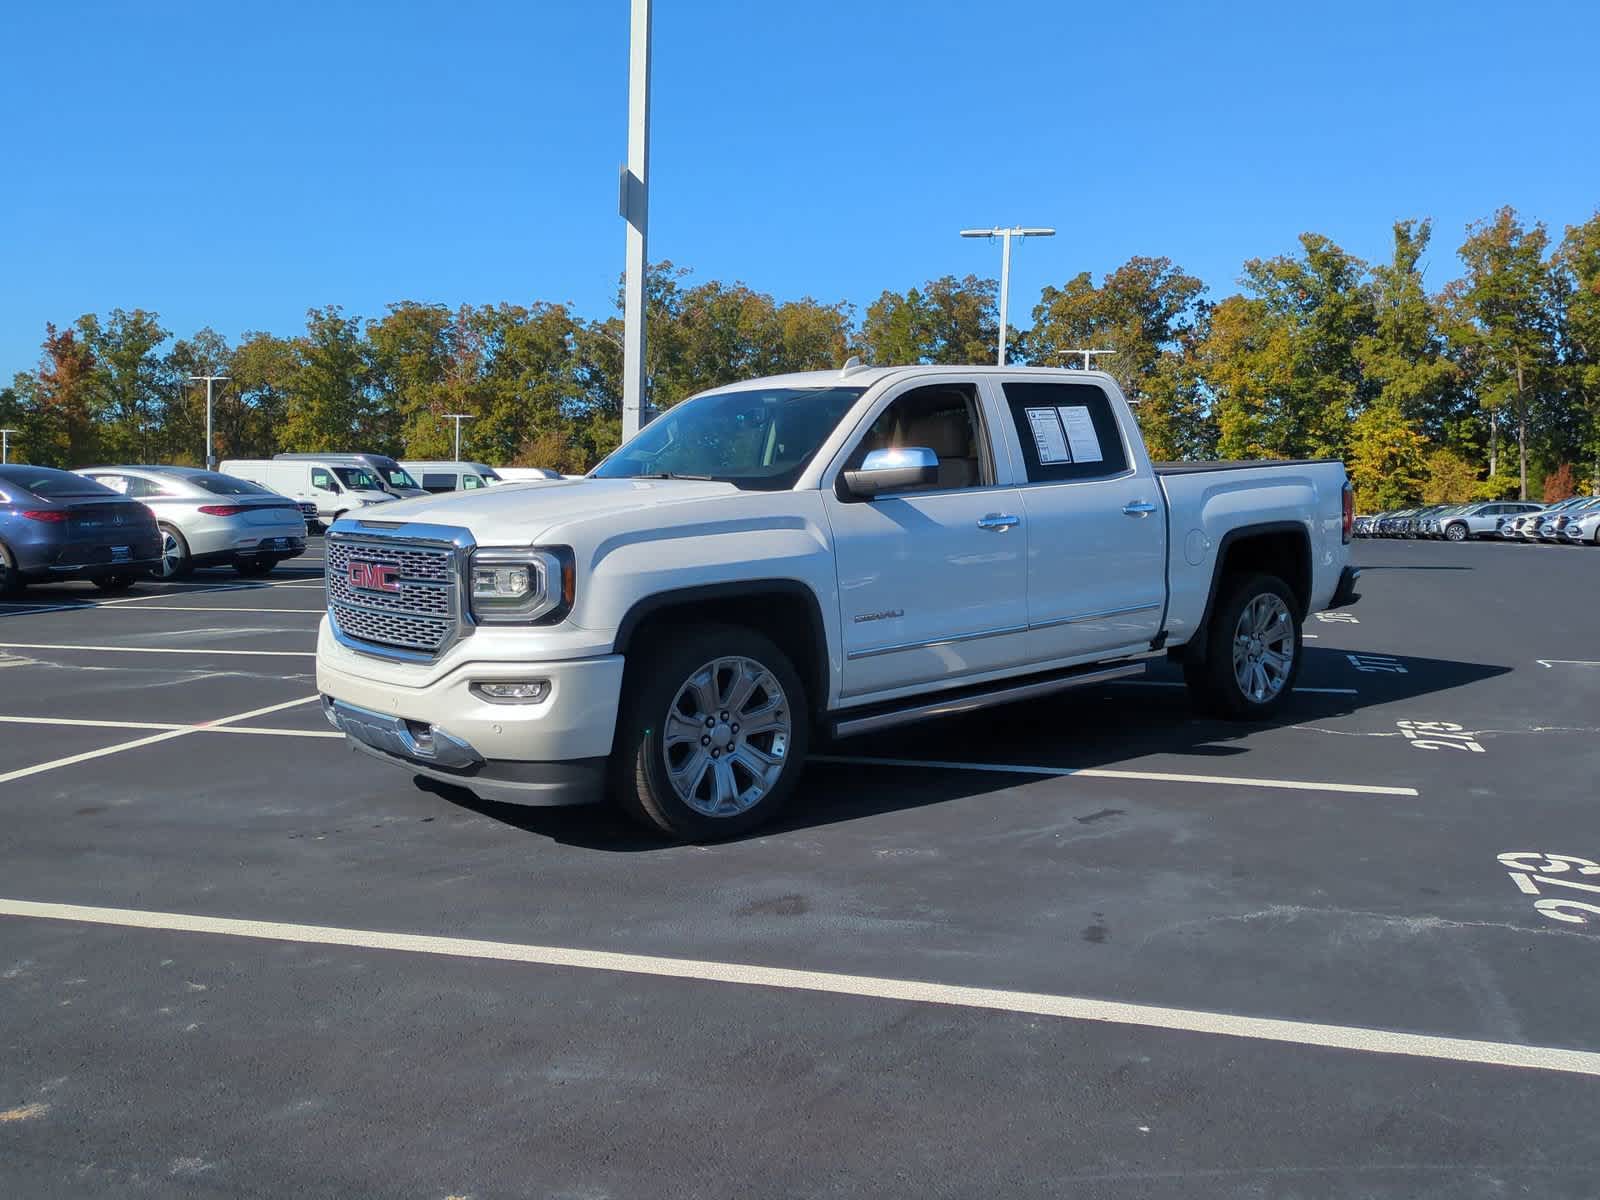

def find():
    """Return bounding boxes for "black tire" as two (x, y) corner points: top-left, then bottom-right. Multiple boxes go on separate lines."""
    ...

(0, 543), (23, 598)
(1183, 573), (1304, 720)
(92, 573), (139, 593)
(611, 623), (810, 841)
(151, 524), (194, 580)
(1445, 522), (1468, 542)
(234, 557), (277, 578)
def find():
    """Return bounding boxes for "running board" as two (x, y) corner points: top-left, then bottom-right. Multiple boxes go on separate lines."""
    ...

(829, 661), (1150, 740)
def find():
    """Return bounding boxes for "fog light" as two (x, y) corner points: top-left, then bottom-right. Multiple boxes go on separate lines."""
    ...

(472, 680), (550, 703)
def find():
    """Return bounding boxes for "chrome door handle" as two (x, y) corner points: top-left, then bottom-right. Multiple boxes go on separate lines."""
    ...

(977, 513), (1020, 531)
(1122, 500), (1159, 517)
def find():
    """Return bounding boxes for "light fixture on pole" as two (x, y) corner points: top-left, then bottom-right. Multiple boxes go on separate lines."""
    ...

(443, 413), (474, 462)
(960, 226), (1055, 366)
(619, 0), (653, 441)
(188, 375), (229, 471)
(1063, 348), (1115, 371)
(0, 428), (16, 464)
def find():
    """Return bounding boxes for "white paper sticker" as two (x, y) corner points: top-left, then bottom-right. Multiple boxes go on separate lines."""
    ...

(1057, 406), (1104, 463)
(1026, 407), (1072, 465)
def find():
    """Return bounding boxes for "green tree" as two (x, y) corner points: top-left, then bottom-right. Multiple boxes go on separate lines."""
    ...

(1420, 448), (1479, 503)
(1555, 210), (1600, 488)
(279, 307), (380, 452)
(32, 323), (100, 467)
(1347, 399), (1428, 509)
(1452, 208), (1560, 498)
(229, 331), (299, 457)
(77, 308), (171, 463)
(860, 275), (997, 366)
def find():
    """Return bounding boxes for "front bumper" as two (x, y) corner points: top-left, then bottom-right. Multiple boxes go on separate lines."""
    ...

(316, 620), (625, 807)
(323, 697), (607, 806)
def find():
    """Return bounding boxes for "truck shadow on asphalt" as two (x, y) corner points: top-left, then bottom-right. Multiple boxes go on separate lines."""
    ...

(419, 647), (1510, 850)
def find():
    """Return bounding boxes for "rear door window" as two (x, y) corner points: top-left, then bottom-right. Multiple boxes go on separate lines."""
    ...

(1001, 381), (1130, 483)
(422, 473), (457, 493)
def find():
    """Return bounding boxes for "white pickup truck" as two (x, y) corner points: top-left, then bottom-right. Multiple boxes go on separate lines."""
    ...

(318, 365), (1359, 839)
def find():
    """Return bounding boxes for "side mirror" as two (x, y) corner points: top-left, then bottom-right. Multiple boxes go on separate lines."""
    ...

(840, 447), (939, 500)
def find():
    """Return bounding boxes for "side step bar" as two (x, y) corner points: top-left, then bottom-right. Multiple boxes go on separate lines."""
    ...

(829, 660), (1149, 740)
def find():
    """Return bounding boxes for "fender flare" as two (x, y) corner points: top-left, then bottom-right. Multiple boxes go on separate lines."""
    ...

(1185, 520), (1311, 661)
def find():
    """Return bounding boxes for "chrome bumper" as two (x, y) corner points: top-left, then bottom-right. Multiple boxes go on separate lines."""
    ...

(322, 696), (482, 769)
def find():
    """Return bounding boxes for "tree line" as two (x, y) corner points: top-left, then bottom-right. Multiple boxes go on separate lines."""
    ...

(3, 205), (1597, 506)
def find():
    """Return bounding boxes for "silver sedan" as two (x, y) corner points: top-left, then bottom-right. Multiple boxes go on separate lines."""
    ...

(74, 466), (308, 579)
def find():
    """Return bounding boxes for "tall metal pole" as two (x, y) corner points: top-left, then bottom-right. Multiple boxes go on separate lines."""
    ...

(621, 0), (652, 442)
(189, 374), (229, 471)
(961, 227), (1054, 368)
(0, 429), (16, 464)
(443, 414), (473, 461)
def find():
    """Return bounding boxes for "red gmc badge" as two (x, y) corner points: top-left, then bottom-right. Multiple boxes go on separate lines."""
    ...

(348, 560), (401, 593)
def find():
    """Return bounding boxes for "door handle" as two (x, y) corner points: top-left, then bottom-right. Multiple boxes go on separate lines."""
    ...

(1122, 500), (1159, 517)
(977, 513), (1020, 531)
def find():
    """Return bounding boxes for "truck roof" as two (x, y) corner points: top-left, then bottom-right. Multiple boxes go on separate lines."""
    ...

(703, 364), (1119, 392)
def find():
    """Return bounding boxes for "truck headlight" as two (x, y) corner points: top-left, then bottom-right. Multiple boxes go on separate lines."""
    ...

(468, 547), (574, 625)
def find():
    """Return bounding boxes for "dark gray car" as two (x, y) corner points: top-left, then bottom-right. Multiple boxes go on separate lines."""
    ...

(0, 465), (163, 595)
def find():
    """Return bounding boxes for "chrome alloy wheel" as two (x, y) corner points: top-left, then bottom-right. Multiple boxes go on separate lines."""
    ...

(661, 656), (791, 818)
(156, 528), (184, 578)
(1232, 592), (1294, 704)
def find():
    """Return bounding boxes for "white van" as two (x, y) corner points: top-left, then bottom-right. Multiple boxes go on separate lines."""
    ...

(400, 461), (502, 494)
(220, 459), (397, 526)
(493, 466), (565, 483)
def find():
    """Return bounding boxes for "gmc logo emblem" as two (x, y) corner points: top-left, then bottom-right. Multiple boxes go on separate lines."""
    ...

(348, 560), (400, 593)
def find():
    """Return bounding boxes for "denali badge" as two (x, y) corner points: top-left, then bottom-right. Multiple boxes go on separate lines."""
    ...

(349, 560), (401, 593)
(853, 609), (904, 623)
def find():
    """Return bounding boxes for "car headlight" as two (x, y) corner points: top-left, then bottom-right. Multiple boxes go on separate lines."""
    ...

(468, 546), (574, 625)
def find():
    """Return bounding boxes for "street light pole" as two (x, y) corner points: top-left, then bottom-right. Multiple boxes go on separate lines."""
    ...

(960, 226), (1055, 366)
(620, 0), (653, 442)
(188, 375), (229, 471)
(0, 429), (16, 464)
(443, 413), (473, 461)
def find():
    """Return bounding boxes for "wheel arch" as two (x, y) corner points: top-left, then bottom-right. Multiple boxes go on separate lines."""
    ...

(1185, 521), (1312, 661)
(613, 580), (831, 717)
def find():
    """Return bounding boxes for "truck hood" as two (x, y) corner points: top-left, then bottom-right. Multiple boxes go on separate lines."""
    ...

(345, 477), (742, 543)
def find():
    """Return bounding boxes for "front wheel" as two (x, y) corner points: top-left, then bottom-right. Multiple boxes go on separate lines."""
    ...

(0, 545), (25, 598)
(612, 624), (809, 841)
(1183, 573), (1304, 720)
(1445, 522), (1468, 542)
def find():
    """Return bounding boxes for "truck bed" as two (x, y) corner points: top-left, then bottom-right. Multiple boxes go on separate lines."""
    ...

(1152, 459), (1343, 476)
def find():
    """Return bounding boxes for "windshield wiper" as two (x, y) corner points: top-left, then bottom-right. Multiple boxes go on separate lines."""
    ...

(636, 472), (715, 481)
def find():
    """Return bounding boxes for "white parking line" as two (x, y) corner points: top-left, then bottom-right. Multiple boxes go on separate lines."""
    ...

(0, 714), (341, 739)
(0, 696), (321, 785)
(1114, 680), (1359, 696)
(89, 606), (326, 615)
(0, 897), (1591, 1077)
(0, 642), (313, 658)
(811, 755), (1418, 797)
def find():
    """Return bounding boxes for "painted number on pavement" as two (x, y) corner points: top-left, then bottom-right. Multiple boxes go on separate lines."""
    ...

(1497, 852), (1600, 926)
(1348, 653), (1406, 674)
(1397, 720), (1484, 753)
(1317, 612), (1360, 624)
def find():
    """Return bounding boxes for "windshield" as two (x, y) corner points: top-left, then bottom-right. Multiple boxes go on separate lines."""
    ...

(181, 471), (272, 496)
(383, 468), (419, 490)
(478, 467), (501, 482)
(334, 467), (382, 491)
(593, 386), (866, 489)
(0, 466), (118, 500)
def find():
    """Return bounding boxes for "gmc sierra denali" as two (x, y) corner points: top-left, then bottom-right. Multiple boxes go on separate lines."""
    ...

(318, 364), (1359, 839)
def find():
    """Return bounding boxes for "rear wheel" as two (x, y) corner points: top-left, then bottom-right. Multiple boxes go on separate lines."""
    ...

(1183, 573), (1304, 720)
(92, 573), (139, 593)
(0, 544), (23, 598)
(1445, 522), (1468, 542)
(151, 525), (193, 580)
(611, 624), (809, 841)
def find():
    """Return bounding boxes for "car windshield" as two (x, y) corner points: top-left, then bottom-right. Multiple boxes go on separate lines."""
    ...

(478, 467), (501, 481)
(181, 471), (272, 496)
(334, 467), (382, 490)
(592, 386), (866, 490)
(384, 468), (419, 490)
(0, 466), (118, 500)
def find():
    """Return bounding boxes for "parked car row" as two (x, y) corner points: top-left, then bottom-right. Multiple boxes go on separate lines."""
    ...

(1354, 497), (1600, 544)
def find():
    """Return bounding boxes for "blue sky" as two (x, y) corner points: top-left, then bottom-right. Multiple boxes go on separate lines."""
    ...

(3, 0), (1597, 376)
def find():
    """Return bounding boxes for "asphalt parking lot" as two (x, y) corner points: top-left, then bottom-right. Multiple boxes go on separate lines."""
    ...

(1, 535), (1598, 1198)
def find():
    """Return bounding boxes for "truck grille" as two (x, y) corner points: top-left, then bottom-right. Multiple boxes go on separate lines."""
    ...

(326, 536), (460, 656)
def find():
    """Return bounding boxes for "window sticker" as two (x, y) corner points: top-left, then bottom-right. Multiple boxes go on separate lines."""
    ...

(1025, 407), (1072, 465)
(1057, 406), (1104, 463)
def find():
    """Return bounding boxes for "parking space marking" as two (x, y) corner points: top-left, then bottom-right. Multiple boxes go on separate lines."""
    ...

(1537, 660), (1600, 669)
(87, 605), (327, 614)
(1113, 680), (1358, 696)
(0, 714), (341, 739)
(0, 696), (320, 785)
(1, 897), (1594, 1077)
(0, 642), (314, 658)
(811, 755), (1418, 797)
